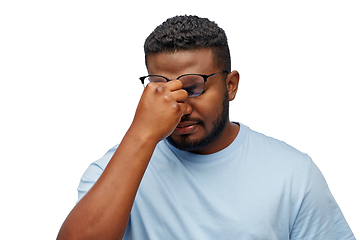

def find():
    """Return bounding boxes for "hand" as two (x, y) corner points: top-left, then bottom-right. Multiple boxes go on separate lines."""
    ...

(131, 80), (188, 143)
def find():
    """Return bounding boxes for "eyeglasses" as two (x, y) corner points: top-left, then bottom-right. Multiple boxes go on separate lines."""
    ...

(139, 70), (228, 97)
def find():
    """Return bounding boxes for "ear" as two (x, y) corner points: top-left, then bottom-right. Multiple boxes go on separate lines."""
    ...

(226, 70), (240, 101)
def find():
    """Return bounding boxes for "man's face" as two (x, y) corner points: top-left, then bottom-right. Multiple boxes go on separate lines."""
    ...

(146, 49), (234, 154)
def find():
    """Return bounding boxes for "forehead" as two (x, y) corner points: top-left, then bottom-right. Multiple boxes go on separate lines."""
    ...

(146, 49), (216, 75)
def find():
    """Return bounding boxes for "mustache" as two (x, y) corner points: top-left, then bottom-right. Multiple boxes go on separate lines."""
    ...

(179, 116), (205, 127)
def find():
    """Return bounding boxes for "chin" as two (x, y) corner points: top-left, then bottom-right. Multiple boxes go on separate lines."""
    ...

(167, 133), (206, 152)
(167, 118), (227, 153)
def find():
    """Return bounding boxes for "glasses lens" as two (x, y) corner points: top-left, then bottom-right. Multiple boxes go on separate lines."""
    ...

(178, 75), (204, 97)
(143, 76), (167, 87)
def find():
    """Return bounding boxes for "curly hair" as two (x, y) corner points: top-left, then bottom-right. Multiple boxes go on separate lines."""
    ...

(144, 15), (231, 72)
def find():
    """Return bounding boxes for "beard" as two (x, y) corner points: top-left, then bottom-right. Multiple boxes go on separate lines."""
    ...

(166, 91), (229, 153)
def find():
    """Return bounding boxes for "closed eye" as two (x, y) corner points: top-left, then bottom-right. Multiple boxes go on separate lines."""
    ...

(184, 85), (197, 95)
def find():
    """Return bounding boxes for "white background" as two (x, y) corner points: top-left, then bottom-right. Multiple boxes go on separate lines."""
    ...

(1, 0), (359, 239)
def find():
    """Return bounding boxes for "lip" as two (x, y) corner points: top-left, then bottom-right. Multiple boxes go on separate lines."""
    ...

(174, 122), (198, 135)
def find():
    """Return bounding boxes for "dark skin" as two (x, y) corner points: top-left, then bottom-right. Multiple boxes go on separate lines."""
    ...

(57, 48), (240, 240)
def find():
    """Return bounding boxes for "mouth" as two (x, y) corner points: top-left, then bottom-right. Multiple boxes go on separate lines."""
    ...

(174, 121), (199, 135)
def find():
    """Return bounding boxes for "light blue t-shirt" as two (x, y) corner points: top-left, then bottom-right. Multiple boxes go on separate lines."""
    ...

(78, 123), (355, 240)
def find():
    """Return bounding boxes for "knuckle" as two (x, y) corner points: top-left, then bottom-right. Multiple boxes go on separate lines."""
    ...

(155, 85), (165, 94)
(145, 81), (156, 89)
(171, 102), (181, 113)
(163, 94), (172, 102)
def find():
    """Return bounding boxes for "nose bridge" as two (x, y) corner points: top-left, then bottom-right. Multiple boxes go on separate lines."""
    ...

(170, 75), (180, 81)
(169, 74), (185, 82)
(166, 72), (183, 81)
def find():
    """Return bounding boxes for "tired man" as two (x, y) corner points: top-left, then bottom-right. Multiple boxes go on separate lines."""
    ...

(57, 15), (355, 240)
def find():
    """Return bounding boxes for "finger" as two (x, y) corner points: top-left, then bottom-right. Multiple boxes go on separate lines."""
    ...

(171, 88), (188, 103)
(164, 79), (183, 92)
(165, 80), (188, 102)
(153, 80), (185, 99)
(150, 80), (182, 95)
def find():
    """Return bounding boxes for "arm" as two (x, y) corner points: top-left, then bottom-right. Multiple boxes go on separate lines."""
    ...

(57, 80), (188, 240)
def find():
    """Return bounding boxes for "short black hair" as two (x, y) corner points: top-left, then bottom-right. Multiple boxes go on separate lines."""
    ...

(144, 15), (231, 72)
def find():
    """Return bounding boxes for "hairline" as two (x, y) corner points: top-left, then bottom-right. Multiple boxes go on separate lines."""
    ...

(145, 47), (227, 73)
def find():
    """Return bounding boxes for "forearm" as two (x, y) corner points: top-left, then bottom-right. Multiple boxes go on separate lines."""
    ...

(57, 127), (158, 240)
(58, 80), (188, 239)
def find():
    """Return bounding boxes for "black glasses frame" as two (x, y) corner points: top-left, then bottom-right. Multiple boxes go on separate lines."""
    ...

(139, 70), (229, 86)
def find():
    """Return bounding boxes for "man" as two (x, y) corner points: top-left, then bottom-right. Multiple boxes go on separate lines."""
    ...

(57, 15), (355, 239)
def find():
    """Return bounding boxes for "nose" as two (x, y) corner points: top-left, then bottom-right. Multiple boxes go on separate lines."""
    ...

(182, 99), (193, 116)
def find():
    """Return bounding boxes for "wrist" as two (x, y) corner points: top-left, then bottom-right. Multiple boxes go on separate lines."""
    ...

(125, 123), (161, 149)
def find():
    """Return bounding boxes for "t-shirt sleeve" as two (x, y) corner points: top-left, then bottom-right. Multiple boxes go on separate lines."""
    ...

(76, 144), (119, 202)
(290, 159), (355, 240)
(77, 162), (104, 201)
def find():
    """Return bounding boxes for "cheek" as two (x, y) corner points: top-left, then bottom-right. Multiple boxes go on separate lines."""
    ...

(193, 93), (224, 127)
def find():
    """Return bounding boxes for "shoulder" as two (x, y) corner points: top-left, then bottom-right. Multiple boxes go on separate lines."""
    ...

(239, 125), (313, 182)
(246, 126), (309, 161)
(248, 127), (302, 152)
